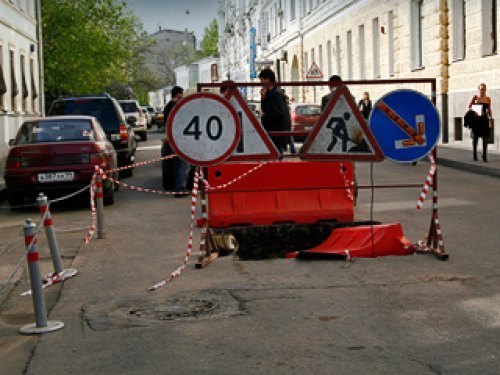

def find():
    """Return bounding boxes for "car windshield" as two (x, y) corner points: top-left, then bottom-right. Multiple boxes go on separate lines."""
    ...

(120, 102), (138, 113)
(16, 120), (95, 144)
(147, 107), (155, 113)
(296, 105), (321, 115)
(49, 99), (119, 132)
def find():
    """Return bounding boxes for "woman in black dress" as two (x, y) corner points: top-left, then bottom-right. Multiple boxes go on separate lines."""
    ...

(467, 83), (493, 162)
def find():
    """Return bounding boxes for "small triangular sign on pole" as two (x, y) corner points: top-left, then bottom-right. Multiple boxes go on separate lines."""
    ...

(300, 85), (384, 161)
(224, 88), (279, 161)
(306, 62), (324, 79)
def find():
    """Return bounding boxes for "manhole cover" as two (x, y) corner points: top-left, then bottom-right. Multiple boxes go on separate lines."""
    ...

(83, 290), (244, 331)
(128, 297), (220, 320)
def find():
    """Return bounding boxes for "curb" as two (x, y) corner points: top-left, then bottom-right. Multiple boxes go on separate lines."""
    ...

(436, 157), (500, 179)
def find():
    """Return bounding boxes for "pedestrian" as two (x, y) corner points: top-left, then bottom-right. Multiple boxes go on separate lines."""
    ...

(358, 91), (372, 120)
(258, 68), (292, 155)
(163, 86), (190, 196)
(321, 75), (343, 111)
(467, 83), (493, 162)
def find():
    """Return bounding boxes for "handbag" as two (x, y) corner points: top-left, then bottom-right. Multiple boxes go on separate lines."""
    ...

(464, 109), (477, 129)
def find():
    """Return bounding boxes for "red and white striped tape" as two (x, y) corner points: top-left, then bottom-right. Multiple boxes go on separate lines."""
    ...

(339, 163), (355, 202)
(149, 168), (201, 291)
(200, 162), (267, 191)
(107, 154), (176, 173)
(416, 154), (436, 209)
(84, 167), (99, 244)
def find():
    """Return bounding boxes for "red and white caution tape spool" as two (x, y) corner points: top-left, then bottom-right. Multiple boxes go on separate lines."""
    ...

(416, 154), (436, 209)
(149, 168), (201, 291)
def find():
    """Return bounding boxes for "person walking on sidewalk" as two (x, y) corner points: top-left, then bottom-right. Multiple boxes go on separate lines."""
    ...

(467, 83), (493, 162)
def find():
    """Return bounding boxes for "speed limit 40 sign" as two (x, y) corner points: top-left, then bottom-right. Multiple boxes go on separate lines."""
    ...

(167, 93), (241, 166)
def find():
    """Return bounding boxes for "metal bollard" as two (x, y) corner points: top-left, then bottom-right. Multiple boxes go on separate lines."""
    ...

(37, 193), (78, 280)
(95, 173), (105, 239)
(19, 219), (64, 334)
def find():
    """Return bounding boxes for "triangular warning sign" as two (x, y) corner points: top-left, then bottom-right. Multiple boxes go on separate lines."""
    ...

(224, 88), (279, 161)
(306, 62), (324, 79)
(300, 85), (384, 161)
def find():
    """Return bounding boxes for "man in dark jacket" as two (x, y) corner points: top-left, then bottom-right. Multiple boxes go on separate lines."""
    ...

(258, 68), (292, 154)
(161, 86), (189, 196)
(321, 75), (343, 111)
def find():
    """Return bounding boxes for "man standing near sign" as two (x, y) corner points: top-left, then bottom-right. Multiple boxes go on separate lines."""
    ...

(259, 68), (292, 154)
(321, 75), (343, 111)
(161, 86), (190, 196)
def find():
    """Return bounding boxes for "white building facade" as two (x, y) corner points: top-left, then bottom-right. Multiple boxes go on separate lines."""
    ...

(0, 0), (43, 157)
(218, 0), (500, 152)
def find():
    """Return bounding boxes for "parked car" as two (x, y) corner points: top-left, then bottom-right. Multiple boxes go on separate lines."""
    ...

(290, 103), (322, 141)
(143, 106), (157, 126)
(119, 99), (148, 141)
(48, 94), (137, 177)
(4, 116), (118, 206)
(141, 107), (152, 129)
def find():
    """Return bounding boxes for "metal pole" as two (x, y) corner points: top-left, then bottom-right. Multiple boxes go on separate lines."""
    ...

(37, 193), (62, 274)
(95, 173), (105, 239)
(19, 219), (64, 334)
(37, 193), (78, 281)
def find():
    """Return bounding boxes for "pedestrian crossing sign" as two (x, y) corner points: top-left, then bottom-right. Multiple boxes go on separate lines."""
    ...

(300, 85), (384, 161)
(306, 62), (324, 79)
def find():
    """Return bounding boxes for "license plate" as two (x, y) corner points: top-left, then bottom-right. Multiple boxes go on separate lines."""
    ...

(38, 172), (75, 183)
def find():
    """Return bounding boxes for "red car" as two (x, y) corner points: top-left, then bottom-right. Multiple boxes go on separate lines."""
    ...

(4, 116), (118, 207)
(290, 103), (322, 141)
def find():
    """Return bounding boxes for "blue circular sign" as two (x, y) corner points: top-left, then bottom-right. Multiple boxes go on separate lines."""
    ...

(369, 89), (440, 163)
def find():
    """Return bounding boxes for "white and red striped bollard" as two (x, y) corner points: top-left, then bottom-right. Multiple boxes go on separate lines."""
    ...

(19, 219), (64, 334)
(37, 193), (78, 283)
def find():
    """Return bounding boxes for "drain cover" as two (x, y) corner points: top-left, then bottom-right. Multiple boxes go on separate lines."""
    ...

(129, 297), (220, 320)
(83, 290), (244, 331)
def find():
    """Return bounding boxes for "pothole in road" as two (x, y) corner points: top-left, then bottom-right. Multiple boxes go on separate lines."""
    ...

(83, 290), (244, 331)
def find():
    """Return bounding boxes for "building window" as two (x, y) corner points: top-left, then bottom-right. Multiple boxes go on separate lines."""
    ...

(335, 35), (341, 76)
(410, 0), (424, 69)
(0, 45), (6, 111)
(30, 57), (37, 112)
(372, 17), (381, 78)
(452, 0), (465, 61)
(358, 25), (365, 80)
(326, 40), (332, 77)
(454, 117), (463, 141)
(482, 0), (497, 56)
(290, 0), (296, 21)
(346, 30), (353, 79)
(304, 51), (308, 76)
(388, 10), (395, 75)
(10, 50), (18, 111)
(318, 44), (323, 72)
(21, 55), (28, 112)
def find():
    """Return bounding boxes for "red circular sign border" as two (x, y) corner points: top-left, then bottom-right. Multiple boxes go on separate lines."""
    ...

(166, 92), (241, 166)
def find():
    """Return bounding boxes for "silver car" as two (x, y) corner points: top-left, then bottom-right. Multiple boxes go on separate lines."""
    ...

(119, 100), (148, 141)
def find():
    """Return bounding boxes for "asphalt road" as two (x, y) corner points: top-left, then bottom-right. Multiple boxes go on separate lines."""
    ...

(0, 129), (499, 374)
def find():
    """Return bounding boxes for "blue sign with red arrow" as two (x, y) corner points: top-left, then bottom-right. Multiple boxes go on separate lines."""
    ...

(369, 89), (440, 163)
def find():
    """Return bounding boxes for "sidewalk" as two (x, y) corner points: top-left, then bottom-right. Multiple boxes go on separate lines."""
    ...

(435, 145), (500, 178)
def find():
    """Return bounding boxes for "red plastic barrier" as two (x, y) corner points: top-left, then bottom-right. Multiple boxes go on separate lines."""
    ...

(206, 160), (354, 227)
(286, 223), (414, 259)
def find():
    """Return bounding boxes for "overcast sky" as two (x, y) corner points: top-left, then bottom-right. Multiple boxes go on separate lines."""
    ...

(123, 0), (219, 44)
